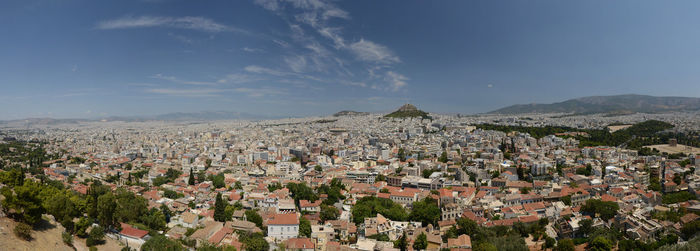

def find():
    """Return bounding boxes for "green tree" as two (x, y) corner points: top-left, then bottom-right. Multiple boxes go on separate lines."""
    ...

(556, 238), (575, 251)
(268, 182), (283, 192)
(662, 191), (696, 204)
(214, 193), (226, 222)
(299, 216), (311, 237)
(141, 208), (167, 231)
(114, 188), (148, 224)
(75, 217), (92, 237)
(239, 232), (269, 251)
(474, 242), (497, 251)
(681, 220), (700, 239)
(438, 151), (448, 163)
(188, 168), (195, 186)
(394, 232), (408, 251)
(579, 219), (593, 237)
(413, 232), (428, 250)
(398, 148), (406, 162)
(589, 236), (612, 251)
(580, 199), (619, 221)
(561, 195), (571, 206)
(61, 215), (75, 234)
(409, 197), (441, 227)
(245, 210), (263, 229)
(545, 237), (556, 249)
(320, 204), (339, 222)
(210, 173), (225, 189)
(1, 180), (45, 226)
(0, 167), (25, 187)
(97, 192), (117, 228)
(286, 182), (319, 206)
(86, 225), (105, 246)
(141, 234), (184, 251)
(351, 196), (407, 224)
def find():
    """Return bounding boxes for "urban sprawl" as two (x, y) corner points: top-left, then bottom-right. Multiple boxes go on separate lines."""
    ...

(0, 110), (699, 251)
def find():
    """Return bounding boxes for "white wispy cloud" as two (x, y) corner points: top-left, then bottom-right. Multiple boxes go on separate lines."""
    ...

(349, 39), (400, 64)
(341, 80), (366, 87)
(272, 39), (291, 48)
(384, 71), (408, 91)
(244, 65), (292, 77)
(168, 32), (194, 44)
(284, 55), (308, 73)
(150, 73), (217, 85)
(97, 16), (242, 33)
(217, 73), (263, 84)
(254, 0), (281, 11)
(242, 47), (265, 53)
(253, 0), (407, 91)
(234, 87), (284, 98)
(146, 88), (226, 97)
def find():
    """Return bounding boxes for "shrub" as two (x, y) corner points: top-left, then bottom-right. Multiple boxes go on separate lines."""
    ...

(62, 231), (73, 246)
(14, 223), (32, 240)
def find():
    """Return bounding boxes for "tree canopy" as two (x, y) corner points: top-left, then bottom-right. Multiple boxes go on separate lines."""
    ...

(351, 196), (407, 224)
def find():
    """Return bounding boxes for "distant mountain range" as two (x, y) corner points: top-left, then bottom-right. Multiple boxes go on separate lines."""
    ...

(488, 94), (700, 114)
(333, 110), (369, 117)
(0, 111), (275, 125)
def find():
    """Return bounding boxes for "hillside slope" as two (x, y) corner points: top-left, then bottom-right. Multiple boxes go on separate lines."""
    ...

(489, 94), (700, 114)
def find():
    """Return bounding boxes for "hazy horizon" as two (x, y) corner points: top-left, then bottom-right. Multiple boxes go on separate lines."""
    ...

(3, 1), (700, 120)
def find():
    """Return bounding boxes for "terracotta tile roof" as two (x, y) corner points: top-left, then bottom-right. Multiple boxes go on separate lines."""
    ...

(286, 238), (315, 250)
(208, 227), (233, 244)
(601, 194), (617, 202)
(680, 213), (700, 224)
(518, 215), (539, 223)
(120, 223), (149, 239)
(447, 234), (471, 248)
(268, 213), (299, 225)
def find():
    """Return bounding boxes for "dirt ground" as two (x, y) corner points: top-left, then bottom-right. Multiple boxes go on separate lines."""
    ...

(73, 235), (125, 251)
(647, 144), (700, 155)
(0, 217), (73, 251)
(0, 217), (126, 251)
(607, 125), (632, 133)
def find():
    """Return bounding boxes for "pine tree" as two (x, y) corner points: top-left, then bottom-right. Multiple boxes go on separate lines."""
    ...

(396, 232), (407, 251)
(214, 193), (226, 222)
(188, 168), (195, 186)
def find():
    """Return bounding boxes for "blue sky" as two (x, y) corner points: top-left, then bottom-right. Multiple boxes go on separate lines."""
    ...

(2, 0), (700, 119)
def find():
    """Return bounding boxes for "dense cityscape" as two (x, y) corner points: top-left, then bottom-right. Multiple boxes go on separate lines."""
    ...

(3, 1), (700, 250)
(0, 105), (699, 251)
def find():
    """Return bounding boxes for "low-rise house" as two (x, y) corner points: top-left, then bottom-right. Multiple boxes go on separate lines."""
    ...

(390, 190), (417, 205)
(311, 223), (336, 251)
(268, 213), (300, 241)
(180, 211), (199, 228)
(299, 199), (322, 213)
(285, 238), (315, 251)
(226, 219), (262, 233)
(118, 223), (150, 247)
(441, 203), (460, 221)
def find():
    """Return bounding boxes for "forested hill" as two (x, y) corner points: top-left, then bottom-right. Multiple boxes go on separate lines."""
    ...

(476, 120), (699, 155)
